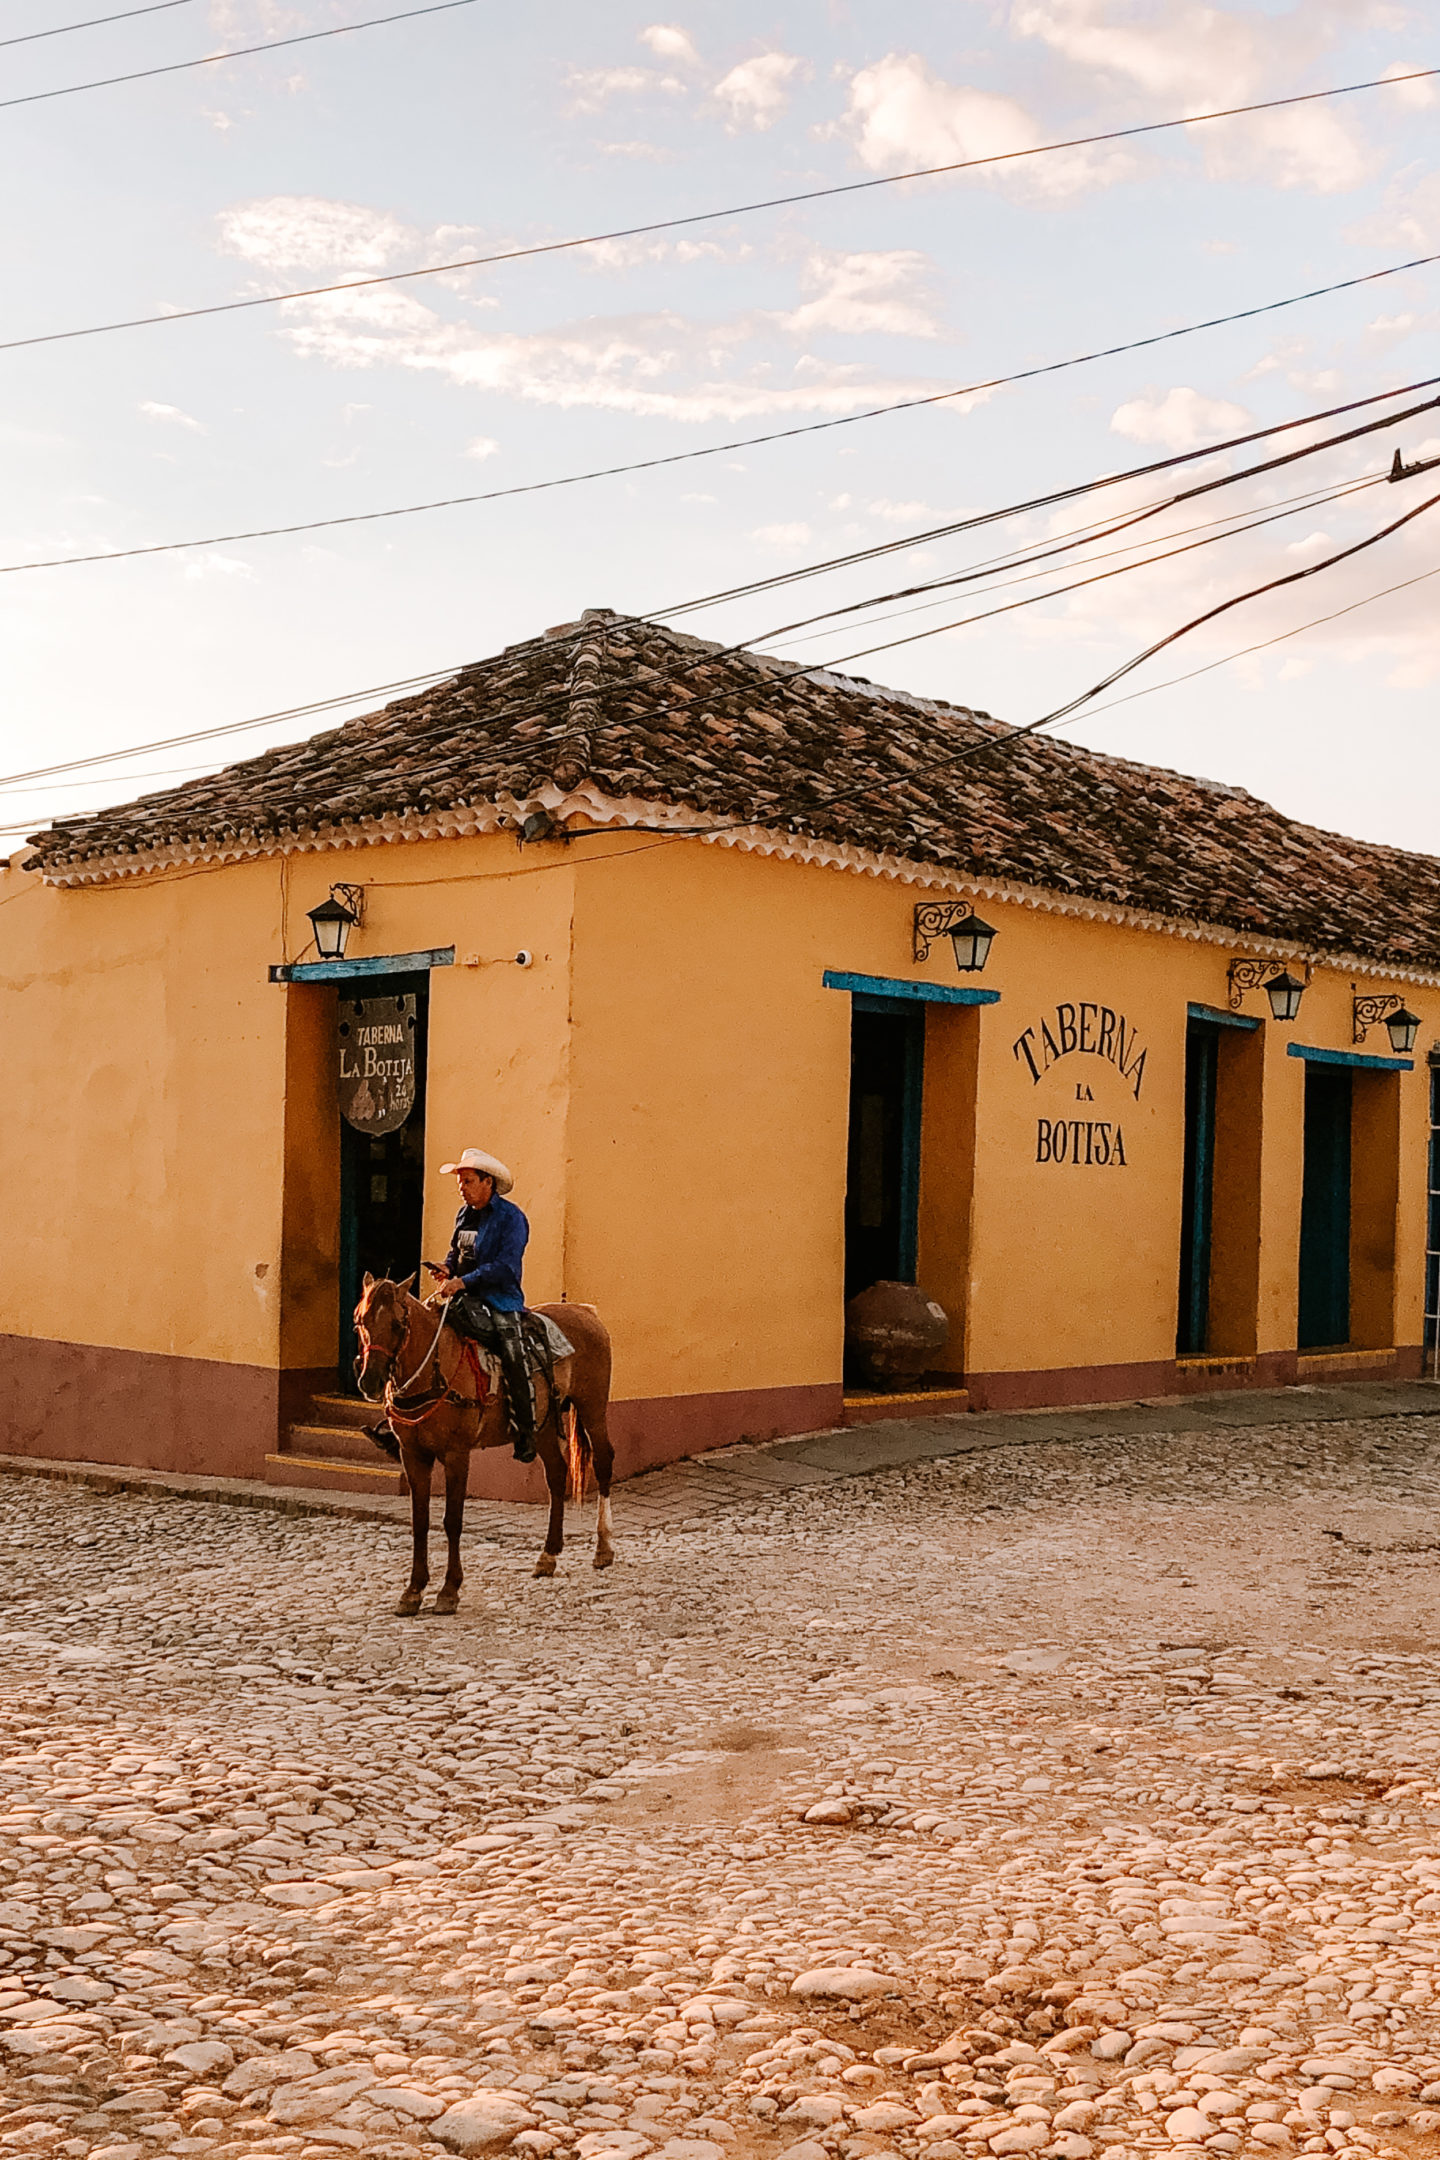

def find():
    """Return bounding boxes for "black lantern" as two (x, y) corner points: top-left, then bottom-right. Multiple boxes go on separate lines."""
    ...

(1265, 970), (1306, 1023)
(307, 888), (360, 962)
(1385, 1005), (1421, 1054)
(947, 912), (997, 973)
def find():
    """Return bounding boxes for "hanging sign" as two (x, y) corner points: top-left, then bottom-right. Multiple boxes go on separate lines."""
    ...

(336, 993), (417, 1134)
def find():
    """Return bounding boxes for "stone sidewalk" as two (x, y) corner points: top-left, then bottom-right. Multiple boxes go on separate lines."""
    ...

(2, 1375), (1436, 1536)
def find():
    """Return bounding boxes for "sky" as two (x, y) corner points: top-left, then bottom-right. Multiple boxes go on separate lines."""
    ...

(1, 0), (1438, 857)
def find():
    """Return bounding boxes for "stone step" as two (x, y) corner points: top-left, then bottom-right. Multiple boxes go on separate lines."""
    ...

(264, 1451), (405, 1496)
(308, 1393), (384, 1431)
(843, 1387), (970, 1426)
(283, 1422), (391, 1466)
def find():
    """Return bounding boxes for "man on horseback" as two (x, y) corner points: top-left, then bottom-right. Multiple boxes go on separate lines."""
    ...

(429, 1148), (537, 1464)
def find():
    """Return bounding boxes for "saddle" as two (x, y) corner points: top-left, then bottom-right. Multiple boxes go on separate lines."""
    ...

(448, 1297), (574, 1370)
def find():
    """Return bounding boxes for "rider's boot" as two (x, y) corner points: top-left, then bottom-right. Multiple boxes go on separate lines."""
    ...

(496, 1314), (537, 1464)
(365, 1420), (401, 1463)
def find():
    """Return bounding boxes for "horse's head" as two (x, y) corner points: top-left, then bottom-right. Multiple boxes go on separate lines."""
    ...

(353, 1271), (416, 1398)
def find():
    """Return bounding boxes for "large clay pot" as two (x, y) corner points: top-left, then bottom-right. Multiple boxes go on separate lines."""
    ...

(844, 1280), (949, 1390)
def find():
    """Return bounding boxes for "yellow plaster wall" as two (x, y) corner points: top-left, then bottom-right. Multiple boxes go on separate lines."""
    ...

(3, 822), (1436, 1403)
(0, 854), (291, 1364)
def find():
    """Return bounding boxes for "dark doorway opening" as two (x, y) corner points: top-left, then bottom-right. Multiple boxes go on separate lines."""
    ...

(338, 973), (430, 1387)
(844, 998), (924, 1301)
(1299, 1060), (1352, 1350)
(1177, 1019), (1219, 1355)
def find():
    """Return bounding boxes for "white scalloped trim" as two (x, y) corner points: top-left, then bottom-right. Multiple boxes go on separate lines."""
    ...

(35, 782), (1440, 989)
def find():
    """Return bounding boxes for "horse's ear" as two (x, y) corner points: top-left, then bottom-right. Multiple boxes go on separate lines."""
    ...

(397, 1272), (417, 1295)
(362, 1271), (376, 1292)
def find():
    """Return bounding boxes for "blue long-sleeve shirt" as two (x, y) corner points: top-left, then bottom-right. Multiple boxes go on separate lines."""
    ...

(445, 1195), (528, 1312)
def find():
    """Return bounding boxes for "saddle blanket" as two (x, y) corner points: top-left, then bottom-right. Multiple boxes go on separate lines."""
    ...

(526, 1311), (576, 1365)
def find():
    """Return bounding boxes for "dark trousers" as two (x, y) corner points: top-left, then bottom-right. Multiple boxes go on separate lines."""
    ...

(451, 1296), (535, 1439)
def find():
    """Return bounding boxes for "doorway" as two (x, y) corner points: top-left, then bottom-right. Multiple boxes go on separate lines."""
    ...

(1177, 1019), (1219, 1355)
(844, 998), (924, 1300)
(337, 974), (430, 1385)
(1298, 1060), (1352, 1350)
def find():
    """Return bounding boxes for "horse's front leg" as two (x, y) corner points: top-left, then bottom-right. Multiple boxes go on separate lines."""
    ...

(533, 1391), (566, 1578)
(396, 1442), (431, 1616)
(433, 1443), (467, 1615)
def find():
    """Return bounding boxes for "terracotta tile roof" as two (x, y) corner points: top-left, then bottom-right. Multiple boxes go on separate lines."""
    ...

(27, 607), (1440, 971)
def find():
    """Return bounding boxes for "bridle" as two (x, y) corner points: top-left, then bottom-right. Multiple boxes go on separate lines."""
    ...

(356, 1284), (482, 1430)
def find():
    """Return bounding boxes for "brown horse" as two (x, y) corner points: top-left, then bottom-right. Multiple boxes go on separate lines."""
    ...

(353, 1274), (615, 1615)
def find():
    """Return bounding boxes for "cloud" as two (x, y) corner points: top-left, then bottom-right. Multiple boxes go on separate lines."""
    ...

(1350, 169), (1440, 249)
(465, 436), (499, 460)
(1195, 105), (1374, 194)
(567, 63), (685, 111)
(713, 51), (803, 131)
(752, 523), (812, 549)
(597, 138), (674, 159)
(639, 23), (699, 64)
(140, 401), (205, 432)
(1110, 385), (1252, 450)
(1381, 60), (1439, 109)
(218, 196), (418, 272)
(779, 250), (939, 340)
(1010, 0), (1376, 193)
(843, 52), (1131, 198)
(224, 194), (956, 425)
(867, 499), (936, 523)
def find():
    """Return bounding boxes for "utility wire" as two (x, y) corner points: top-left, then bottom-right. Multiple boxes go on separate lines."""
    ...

(0, 0), (477, 112)
(19, 492), (1435, 850)
(0, 472), (1374, 809)
(8, 393), (1425, 824)
(3, 64), (1433, 352)
(4, 284), (1438, 583)
(1053, 557), (1440, 731)
(761, 473), (1379, 652)
(1, 0), (200, 48)
(0, 665), (460, 790)
(651, 379), (1440, 619)
(622, 483), (1440, 850)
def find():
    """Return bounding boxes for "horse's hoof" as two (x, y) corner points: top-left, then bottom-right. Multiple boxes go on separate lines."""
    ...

(433, 1589), (460, 1615)
(593, 1548), (615, 1570)
(394, 1593), (424, 1617)
(532, 1553), (558, 1578)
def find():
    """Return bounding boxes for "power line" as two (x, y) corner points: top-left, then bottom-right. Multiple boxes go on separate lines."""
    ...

(651, 378), (1440, 621)
(3, 262), (1438, 582)
(4, 383), (1426, 804)
(0, 475), (1373, 814)
(761, 473), (1378, 652)
(1, 65), (1434, 352)
(0, 0), (477, 113)
(1054, 557), (1440, 731)
(630, 483), (1440, 850)
(0, 664), (460, 790)
(8, 392), (1426, 845)
(1, 0), (200, 48)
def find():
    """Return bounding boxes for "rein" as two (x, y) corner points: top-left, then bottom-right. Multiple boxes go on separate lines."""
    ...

(374, 1294), (488, 1431)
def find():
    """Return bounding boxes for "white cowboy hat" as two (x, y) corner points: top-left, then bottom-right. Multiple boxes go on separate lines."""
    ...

(439, 1147), (514, 1196)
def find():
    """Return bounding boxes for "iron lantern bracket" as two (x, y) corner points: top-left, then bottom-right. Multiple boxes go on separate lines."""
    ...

(914, 899), (979, 963)
(1226, 956), (1311, 1011)
(1353, 990), (1407, 1045)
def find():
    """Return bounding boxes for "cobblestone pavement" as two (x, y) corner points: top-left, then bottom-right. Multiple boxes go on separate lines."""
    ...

(4, 1407), (1440, 2160)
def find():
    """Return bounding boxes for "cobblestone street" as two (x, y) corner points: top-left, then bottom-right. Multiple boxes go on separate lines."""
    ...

(4, 1401), (1440, 2160)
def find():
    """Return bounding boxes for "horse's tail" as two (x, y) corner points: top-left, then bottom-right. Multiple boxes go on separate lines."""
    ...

(565, 1404), (591, 1502)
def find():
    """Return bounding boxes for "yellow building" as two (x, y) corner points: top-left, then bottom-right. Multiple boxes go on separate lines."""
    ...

(3, 607), (1437, 1502)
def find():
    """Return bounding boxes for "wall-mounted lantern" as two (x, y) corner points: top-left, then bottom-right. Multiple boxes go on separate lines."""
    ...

(913, 900), (997, 972)
(306, 884), (364, 962)
(1227, 956), (1310, 1022)
(1264, 971), (1307, 1023)
(1353, 991), (1421, 1053)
